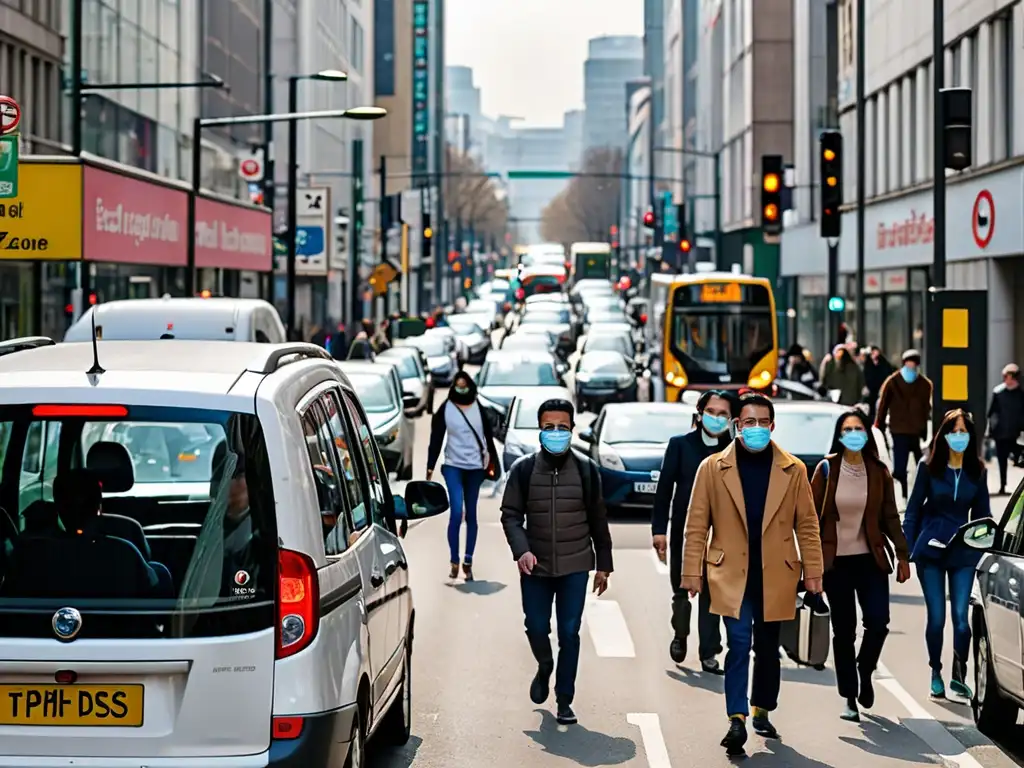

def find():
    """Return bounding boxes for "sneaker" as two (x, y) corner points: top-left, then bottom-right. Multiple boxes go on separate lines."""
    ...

(449, 563), (459, 579)
(950, 654), (972, 699)
(529, 662), (554, 705)
(840, 697), (860, 722)
(720, 717), (747, 755)
(462, 562), (474, 581)
(669, 637), (686, 664)
(701, 658), (724, 675)
(929, 670), (946, 699)
(556, 700), (577, 725)
(858, 667), (875, 710)
(751, 710), (779, 739)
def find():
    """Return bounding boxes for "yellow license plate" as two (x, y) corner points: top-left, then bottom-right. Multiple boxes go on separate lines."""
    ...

(0, 684), (144, 727)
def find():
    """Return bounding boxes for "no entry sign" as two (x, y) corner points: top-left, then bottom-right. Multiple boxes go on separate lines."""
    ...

(972, 189), (994, 249)
(0, 96), (21, 135)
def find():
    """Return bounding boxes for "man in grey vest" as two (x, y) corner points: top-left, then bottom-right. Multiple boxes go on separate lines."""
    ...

(500, 398), (613, 726)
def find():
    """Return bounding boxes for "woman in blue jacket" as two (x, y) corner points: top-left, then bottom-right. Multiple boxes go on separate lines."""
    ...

(903, 408), (990, 700)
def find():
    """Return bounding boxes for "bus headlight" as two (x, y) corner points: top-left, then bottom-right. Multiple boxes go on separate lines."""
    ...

(747, 369), (773, 388)
(747, 350), (777, 389)
(665, 371), (688, 388)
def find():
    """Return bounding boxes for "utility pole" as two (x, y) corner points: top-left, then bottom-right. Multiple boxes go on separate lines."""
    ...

(379, 154), (389, 316)
(932, 0), (946, 289)
(349, 138), (365, 329)
(433, 0), (446, 307)
(262, 0), (276, 304)
(855, 0), (866, 335)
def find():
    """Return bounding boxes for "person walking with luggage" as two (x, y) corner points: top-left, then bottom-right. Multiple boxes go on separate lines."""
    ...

(682, 392), (824, 755)
(426, 370), (498, 581)
(988, 363), (1024, 495)
(500, 398), (613, 726)
(652, 390), (730, 672)
(875, 349), (932, 500)
(811, 409), (910, 722)
(903, 408), (990, 700)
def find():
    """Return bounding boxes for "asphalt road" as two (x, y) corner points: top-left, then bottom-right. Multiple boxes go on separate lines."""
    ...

(369, 373), (1024, 768)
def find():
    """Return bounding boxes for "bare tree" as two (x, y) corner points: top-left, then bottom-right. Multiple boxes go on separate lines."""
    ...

(540, 148), (623, 245)
(444, 147), (508, 244)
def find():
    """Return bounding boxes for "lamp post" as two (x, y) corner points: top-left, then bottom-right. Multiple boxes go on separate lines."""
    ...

(187, 106), (387, 312)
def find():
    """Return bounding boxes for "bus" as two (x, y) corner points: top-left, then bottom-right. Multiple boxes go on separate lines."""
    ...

(646, 266), (778, 401)
(516, 264), (565, 300)
(570, 242), (613, 282)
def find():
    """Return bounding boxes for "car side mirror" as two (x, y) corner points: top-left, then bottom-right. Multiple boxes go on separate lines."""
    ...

(402, 394), (418, 409)
(578, 427), (594, 443)
(393, 480), (450, 520)
(555, 362), (568, 375)
(956, 517), (997, 551)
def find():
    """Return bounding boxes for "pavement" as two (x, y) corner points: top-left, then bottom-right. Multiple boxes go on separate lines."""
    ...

(368, 371), (1024, 768)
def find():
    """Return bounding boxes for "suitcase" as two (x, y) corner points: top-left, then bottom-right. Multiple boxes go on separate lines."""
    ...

(780, 592), (831, 670)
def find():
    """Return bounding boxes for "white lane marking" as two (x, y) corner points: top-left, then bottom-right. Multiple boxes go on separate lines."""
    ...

(650, 548), (670, 576)
(876, 662), (985, 768)
(627, 713), (672, 768)
(585, 598), (636, 657)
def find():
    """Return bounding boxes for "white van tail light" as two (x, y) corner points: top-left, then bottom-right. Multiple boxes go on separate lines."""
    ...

(275, 549), (319, 659)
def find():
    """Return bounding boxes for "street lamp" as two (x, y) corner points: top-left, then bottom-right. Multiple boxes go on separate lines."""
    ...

(187, 106), (387, 308)
(79, 73), (227, 93)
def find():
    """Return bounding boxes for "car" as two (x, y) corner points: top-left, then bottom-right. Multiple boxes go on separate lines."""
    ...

(574, 351), (640, 412)
(584, 309), (629, 329)
(570, 279), (614, 300)
(577, 329), (635, 361)
(524, 293), (571, 309)
(581, 293), (623, 313)
(499, 389), (576, 471)
(463, 299), (501, 331)
(0, 336), (450, 766)
(428, 326), (468, 366)
(770, 401), (893, 478)
(445, 315), (491, 364)
(378, 346), (433, 417)
(498, 331), (557, 355)
(513, 311), (574, 357)
(402, 328), (459, 385)
(338, 361), (416, 480)
(65, 298), (288, 343)
(475, 349), (568, 416)
(577, 402), (697, 514)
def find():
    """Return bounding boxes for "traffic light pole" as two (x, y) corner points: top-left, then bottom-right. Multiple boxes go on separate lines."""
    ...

(855, 0), (866, 336)
(827, 239), (841, 331)
(932, 0), (946, 289)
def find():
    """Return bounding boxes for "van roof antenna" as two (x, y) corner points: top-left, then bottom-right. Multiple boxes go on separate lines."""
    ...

(86, 308), (105, 375)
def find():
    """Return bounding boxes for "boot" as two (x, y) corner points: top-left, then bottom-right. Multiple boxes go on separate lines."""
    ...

(527, 633), (554, 705)
(462, 562), (474, 581)
(950, 653), (972, 699)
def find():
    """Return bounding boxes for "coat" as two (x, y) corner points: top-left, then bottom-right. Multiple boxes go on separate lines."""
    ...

(682, 442), (825, 622)
(903, 460), (990, 570)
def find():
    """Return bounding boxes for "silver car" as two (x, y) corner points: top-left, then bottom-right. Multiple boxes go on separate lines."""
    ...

(500, 388), (576, 470)
(379, 346), (433, 417)
(445, 315), (491, 364)
(402, 329), (459, 385)
(339, 361), (416, 480)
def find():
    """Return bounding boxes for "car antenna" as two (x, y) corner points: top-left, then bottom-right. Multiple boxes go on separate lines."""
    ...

(86, 307), (105, 375)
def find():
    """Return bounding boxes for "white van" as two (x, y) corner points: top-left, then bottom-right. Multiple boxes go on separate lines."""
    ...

(64, 298), (287, 343)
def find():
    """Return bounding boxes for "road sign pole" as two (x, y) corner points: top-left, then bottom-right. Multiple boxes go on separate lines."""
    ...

(827, 237), (844, 337)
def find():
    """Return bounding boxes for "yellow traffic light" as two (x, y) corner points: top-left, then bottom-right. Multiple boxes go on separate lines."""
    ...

(823, 148), (836, 162)
(826, 176), (837, 187)
(424, 227), (433, 239)
(764, 203), (780, 221)
(463, 278), (472, 290)
(452, 261), (462, 272)
(763, 173), (780, 193)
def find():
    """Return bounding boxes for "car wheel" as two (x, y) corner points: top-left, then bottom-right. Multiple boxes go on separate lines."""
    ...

(344, 706), (366, 768)
(380, 640), (413, 745)
(972, 616), (1019, 736)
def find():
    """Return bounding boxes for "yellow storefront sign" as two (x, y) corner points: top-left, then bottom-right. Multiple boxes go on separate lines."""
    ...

(0, 163), (82, 260)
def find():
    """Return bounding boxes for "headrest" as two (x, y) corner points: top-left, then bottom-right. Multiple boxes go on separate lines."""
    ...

(86, 442), (135, 493)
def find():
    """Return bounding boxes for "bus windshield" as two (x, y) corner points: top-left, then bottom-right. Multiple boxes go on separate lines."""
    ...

(670, 282), (774, 384)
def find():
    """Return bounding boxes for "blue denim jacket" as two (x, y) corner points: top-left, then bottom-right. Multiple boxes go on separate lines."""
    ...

(902, 460), (990, 569)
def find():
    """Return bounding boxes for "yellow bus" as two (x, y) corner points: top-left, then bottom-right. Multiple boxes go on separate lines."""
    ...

(646, 268), (778, 401)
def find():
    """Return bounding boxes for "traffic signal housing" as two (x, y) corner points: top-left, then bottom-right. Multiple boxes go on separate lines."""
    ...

(643, 210), (656, 230)
(819, 131), (842, 238)
(760, 155), (783, 237)
(421, 213), (433, 259)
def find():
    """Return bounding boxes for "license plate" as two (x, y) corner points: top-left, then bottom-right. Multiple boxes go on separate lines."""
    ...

(634, 482), (658, 494)
(0, 684), (144, 727)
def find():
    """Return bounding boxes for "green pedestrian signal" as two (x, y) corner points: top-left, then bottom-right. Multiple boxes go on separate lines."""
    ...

(828, 296), (845, 312)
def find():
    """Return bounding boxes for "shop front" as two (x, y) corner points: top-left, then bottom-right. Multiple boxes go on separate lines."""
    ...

(195, 194), (273, 299)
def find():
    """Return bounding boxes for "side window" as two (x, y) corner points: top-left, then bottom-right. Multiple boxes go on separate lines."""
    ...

(339, 390), (387, 527)
(320, 393), (371, 534)
(301, 402), (351, 556)
(999, 483), (1024, 553)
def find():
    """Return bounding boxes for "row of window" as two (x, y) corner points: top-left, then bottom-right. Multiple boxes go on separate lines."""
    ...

(0, 0), (59, 26)
(0, 40), (62, 151)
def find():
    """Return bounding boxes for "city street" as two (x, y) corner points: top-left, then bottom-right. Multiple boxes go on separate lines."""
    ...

(370, 384), (1024, 768)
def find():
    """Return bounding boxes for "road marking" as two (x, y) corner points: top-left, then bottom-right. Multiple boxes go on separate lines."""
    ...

(627, 713), (672, 768)
(650, 548), (670, 576)
(876, 662), (985, 768)
(585, 599), (636, 657)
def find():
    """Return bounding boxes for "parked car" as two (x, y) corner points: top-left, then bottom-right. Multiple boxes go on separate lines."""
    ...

(445, 315), (491, 364)
(402, 328), (459, 385)
(379, 346), (433, 416)
(339, 361), (417, 480)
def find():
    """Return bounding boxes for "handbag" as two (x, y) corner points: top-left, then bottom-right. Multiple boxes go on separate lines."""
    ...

(452, 404), (498, 480)
(780, 592), (831, 670)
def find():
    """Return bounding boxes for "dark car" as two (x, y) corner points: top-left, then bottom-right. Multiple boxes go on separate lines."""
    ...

(574, 351), (639, 413)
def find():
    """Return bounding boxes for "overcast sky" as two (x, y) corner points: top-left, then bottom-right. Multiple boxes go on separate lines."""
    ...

(445, 0), (644, 128)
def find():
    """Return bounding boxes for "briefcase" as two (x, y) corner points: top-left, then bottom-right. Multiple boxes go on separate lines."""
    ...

(780, 593), (831, 670)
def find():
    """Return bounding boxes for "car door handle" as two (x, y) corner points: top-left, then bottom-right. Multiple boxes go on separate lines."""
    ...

(384, 560), (399, 577)
(370, 570), (385, 588)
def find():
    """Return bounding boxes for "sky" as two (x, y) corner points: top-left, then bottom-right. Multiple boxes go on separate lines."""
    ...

(445, 0), (644, 128)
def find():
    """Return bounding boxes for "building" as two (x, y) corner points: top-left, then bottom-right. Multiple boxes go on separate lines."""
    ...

(563, 108), (584, 170)
(780, 0), (1024, 390)
(693, 0), (724, 245)
(582, 35), (643, 152)
(445, 64), (481, 154)
(488, 126), (568, 245)
(644, 0), (666, 149)
(624, 82), (654, 267)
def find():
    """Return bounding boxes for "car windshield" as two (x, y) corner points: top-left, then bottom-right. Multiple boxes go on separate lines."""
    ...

(770, 410), (838, 455)
(385, 353), (419, 378)
(502, 335), (550, 351)
(447, 317), (485, 335)
(579, 352), (629, 374)
(0, 405), (276, 639)
(479, 359), (559, 387)
(347, 373), (399, 413)
(466, 300), (494, 314)
(585, 334), (632, 356)
(413, 334), (448, 356)
(523, 310), (570, 324)
(601, 410), (695, 444)
(513, 401), (545, 429)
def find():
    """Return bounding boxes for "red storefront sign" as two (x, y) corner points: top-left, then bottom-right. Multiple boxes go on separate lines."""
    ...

(195, 197), (272, 271)
(876, 210), (935, 250)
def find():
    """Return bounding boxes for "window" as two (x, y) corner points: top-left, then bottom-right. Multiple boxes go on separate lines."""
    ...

(302, 401), (351, 556)
(998, 483), (1024, 553)
(319, 392), (371, 532)
(907, 74), (918, 181)
(339, 390), (387, 527)
(20, 421), (61, 513)
(351, 20), (364, 72)
(839, 0), (854, 70)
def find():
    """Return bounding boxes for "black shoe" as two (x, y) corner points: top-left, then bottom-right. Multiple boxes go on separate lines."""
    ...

(669, 636), (686, 664)
(751, 711), (779, 739)
(530, 662), (553, 705)
(858, 667), (875, 710)
(701, 657), (724, 675)
(841, 697), (861, 722)
(556, 699), (577, 725)
(720, 717), (747, 754)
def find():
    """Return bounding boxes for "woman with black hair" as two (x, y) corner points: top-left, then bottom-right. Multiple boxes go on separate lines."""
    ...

(903, 408), (991, 700)
(811, 409), (910, 722)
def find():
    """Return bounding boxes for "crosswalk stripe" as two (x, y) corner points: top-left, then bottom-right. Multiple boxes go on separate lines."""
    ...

(585, 598), (636, 657)
(627, 713), (673, 767)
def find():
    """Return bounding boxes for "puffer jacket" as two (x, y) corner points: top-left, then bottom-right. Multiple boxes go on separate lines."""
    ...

(500, 450), (613, 577)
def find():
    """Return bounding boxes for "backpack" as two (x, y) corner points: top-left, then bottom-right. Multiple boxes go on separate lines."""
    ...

(516, 450), (598, 512)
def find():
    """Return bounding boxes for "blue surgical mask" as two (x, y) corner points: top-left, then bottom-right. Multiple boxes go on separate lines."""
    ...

(701, 413), (729, 435)
(945, 432), (970, 454)
(740, 426), (771, 452)
(540, 429), (572, 455)
(839, 431), (868, 452)
(901, 366), (918, 383)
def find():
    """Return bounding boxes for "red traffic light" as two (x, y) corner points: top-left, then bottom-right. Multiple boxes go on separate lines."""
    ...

(643, 211), (655, 228)
(679, 239), (692, 253)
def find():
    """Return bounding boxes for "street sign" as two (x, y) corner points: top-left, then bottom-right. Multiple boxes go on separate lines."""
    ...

(0, 96), (21, 135)
(369, 261), (398, 296)
(0, 135), (18, 199)
(275, 186), (330, 276)
(238, 149), (264, 182)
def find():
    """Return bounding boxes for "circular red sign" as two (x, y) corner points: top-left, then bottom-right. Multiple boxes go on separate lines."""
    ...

(972, 189), (995, 249)
(240, 158), (261, 178)
(0, 96), (21, 135)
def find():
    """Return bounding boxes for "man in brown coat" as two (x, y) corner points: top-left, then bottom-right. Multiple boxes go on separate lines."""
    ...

(875, 349), (933, 499)
(682, 392), (824, 755)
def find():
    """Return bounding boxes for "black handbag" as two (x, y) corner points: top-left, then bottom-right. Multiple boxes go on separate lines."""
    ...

(780, 592), (831, 670)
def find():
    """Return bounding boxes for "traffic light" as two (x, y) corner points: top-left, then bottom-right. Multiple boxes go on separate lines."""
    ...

(643, 210), (656, 230)
(679, 237), (692, 254)
(760, 155), (783, 237)
(819, 131), (842, 238)
(941, 87), (972, 171)
(422, 213), (433, 259)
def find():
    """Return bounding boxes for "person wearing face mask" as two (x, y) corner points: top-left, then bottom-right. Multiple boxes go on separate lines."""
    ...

(862, 346), (894, 423)
(426, 371), (499, 581)
(821, 341), (865, 406)
(682, 392), (824, 755)
(987, 363), (1024, 495)
(651, 391), (732, 672)
(500, 398), (613, 727)
(875, 349), (933, 499)
(903, 409), (990, 701)
(811, 410), (910, 722)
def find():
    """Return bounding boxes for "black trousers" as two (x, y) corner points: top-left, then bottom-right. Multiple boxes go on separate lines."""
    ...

(823, 553), (890, 701)
(670, 535), (723, 660)
(995, 438), (1017, 490)
(891, 434), (923, 496)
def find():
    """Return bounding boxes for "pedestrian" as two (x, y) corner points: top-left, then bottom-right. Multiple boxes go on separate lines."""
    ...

(682, 392), (824, 755)
(862, 346), (895, 423)
(987, 363), (1024, 495)
(821, 341), (865, 406)
(346, 321), (375, 361)
(875, 349), (933, 499)
(425, 370), (497, 581)
(500, 398), (613, 726)
(903, 408), (990, 700)
(651, 390), (730, 672)
(810, 408), (910, 722)
(784, 344), (817, 388)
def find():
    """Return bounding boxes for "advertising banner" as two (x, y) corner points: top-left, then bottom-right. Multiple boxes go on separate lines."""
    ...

(275, 187), (330, 276)
(196, 196), (272, 271)
(0, 163), (82, 259)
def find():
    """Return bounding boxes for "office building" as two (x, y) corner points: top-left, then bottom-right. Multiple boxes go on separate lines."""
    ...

(582, 35), (643, 151)
(693, 0), (723, 244)
(489, 126), (568, 245)
(563, 108), (584, 170)
(624, 82), (653, 267)
(445, 64), (480, 153)
(644, 0), (665, 147)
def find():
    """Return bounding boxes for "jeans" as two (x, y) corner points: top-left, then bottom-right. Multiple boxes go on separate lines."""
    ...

(722, 596), (782, 718)
(917, 562), (974, 672)
(521, 571), (590, 704)
(891, 434), (923, 495)
(824, 553), (890, 700)
(440, 465), (486, 564)
(670, 540), (722, 659)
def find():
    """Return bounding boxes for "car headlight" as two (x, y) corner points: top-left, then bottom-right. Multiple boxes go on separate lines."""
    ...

(376, 417), (401, 445)
(598, 444), (625, 471)
(616, 374), (634, 387)
(576, 372), (592, 383)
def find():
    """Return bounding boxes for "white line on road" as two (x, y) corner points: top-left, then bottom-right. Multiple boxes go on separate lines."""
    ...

(876, 662), (985, 768)
(650, 548), (670, 576)
(584, 599), (636, 657)
(627, 713), (672, 768)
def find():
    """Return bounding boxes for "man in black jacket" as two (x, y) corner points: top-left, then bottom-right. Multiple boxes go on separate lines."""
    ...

(989, 363), (1024, 494)
(652, 390), (731, 672)
(500, 398), (613, 727)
